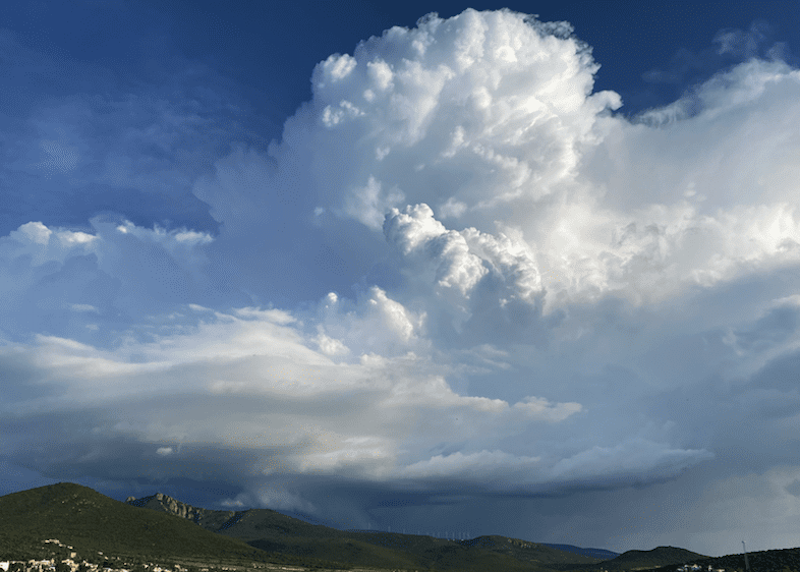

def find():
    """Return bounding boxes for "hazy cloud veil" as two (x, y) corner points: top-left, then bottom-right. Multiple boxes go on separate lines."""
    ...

(2, 8), (800, 555)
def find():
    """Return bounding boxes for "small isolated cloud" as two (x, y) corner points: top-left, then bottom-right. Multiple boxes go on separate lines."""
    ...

(37, 139), (81, 178)
(156, 447), (173, 456)
(714, 20), (772, 59)
(70, 304), (99, 313)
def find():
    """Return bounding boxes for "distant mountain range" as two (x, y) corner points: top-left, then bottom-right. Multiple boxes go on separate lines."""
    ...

(537, 544), (619, 560)
(125, 490), (619, 559)
(123, 489), (610, 571)
(4, 483), (797, 571)
(0, 483), (276, 565)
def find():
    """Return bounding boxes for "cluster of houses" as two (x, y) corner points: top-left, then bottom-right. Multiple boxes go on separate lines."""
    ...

(676, 565), (726, 572)
(0, 539), (183, 572)
(1, 540), (319, 572)
(0, 559), (186, 572)
(0, 557), (189, 572)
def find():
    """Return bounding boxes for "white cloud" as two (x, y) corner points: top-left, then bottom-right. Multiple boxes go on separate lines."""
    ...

(314, 286), (426, 358)
(548, 439), (713, 486)
(399, 439), (710, 493)
(0, 293), (585, 490)
(713, 20), (770, 59)
(384, 203), (489, 296)
(191, 11), (800, 320)
(401, 450), (542, 482)
(2, 221), (97, 264)
(221, 485), (317, 515)
(383, 203), (547, 342)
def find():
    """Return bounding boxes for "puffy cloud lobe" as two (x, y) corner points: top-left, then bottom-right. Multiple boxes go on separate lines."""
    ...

(581, 201), (800, 305)
(2, 221), (97, 264)
(314, 288), (426, 358)
(528, 59), (800, 307)
(714, 20), (772, 59)
(384, 203), (545, 341)
(384, 204), (488, 295)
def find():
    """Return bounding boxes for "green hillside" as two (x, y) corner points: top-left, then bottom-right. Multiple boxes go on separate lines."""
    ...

(0, 483), (345, 569)
(594, 546), (707, 571)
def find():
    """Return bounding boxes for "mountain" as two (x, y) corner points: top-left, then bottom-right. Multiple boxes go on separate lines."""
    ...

(125, 492), (607, 571)
(0, 483), (724, 572)
(0, 483), (256, 560)
(125, 493), (243, 533)
(0, 482), (343, 569)
(541, 544), (620, 560)
(126, 491), (343, 541)
(596, 546), (707, 570)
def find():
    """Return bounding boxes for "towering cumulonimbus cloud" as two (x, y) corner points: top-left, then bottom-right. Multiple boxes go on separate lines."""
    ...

(3, 6), (800, 554)
(192, 8), (623, 305)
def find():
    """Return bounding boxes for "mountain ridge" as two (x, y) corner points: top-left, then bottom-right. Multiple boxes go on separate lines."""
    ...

(124, 490), (618, 568)
(125, 491), (619, 560)
(595, 546), (707, 571)
(125, 492), (243, 532)
(538, 543), (619, 560)
(0, 483), (280, 564)
(124, 490), (608, 570)
(3, 483), (748, 572)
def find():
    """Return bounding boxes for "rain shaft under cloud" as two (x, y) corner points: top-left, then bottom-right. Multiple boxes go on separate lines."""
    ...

(2, 6), (800, 557)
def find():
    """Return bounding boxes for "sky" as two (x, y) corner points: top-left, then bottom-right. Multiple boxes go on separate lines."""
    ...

(1, 0), (800, 559)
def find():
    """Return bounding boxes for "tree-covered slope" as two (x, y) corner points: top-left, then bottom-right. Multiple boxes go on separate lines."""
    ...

(0, 483), (330, 567)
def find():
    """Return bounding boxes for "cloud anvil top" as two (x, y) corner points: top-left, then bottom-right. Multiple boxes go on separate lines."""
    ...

(2, 0), (800, 558)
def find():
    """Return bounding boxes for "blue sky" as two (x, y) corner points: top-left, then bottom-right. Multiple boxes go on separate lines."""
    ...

(2, 0), (800, 558)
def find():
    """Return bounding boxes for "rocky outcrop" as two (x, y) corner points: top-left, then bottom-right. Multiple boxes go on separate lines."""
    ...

(125, 493), (237, 532)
